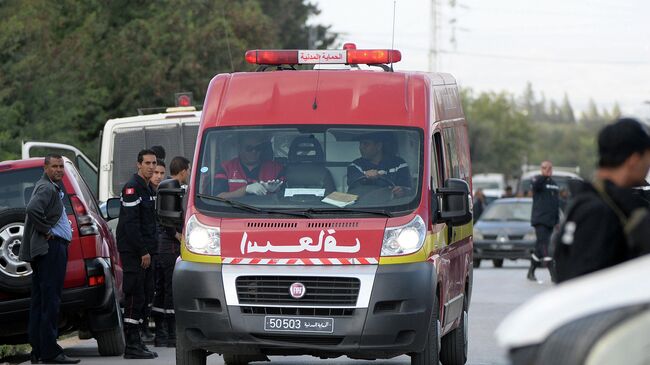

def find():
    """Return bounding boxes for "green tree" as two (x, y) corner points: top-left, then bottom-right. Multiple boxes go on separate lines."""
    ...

(0, 0), (336, 161)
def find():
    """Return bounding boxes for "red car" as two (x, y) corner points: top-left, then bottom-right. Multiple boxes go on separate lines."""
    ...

(0, 157), (124, 355)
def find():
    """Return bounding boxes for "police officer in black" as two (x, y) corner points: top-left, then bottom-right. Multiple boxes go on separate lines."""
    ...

(116, 149), (159, 359)
(152, 156), (190, 348)
(527, 160), (560, 282)
(554, 118), (650, 283)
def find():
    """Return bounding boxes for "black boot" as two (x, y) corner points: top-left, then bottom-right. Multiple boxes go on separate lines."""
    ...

(140, 319), (154, 343)
(124, 325), (156, 359)
(153, 314), (168, 347)
(527, 259), (538, 281)
(166, 315), (176, 348)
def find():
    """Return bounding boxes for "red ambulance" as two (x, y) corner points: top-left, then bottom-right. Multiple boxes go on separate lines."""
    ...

(157, 44), (474, 365)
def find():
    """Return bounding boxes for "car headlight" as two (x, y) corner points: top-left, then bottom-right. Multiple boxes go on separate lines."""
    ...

(381, 215), (426, 256)
(523, 231), (536, 241)
(185, 214), (220, 255)
(473, 230), (484, 240)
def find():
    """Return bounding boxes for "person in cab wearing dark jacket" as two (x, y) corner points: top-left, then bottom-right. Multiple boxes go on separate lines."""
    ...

(116, 149), (159, 359)
(152, 156), (190, 347)
(527, 160), (560, 282)
(554, 118), (650, 283)
(19, 154), (79, 364)
(347, 132), (411, 198)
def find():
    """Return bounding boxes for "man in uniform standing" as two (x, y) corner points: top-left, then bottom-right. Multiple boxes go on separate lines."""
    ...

(554, 118), (650, 282)
(527, 160), (560, 282)
(116, 149), (159, 359)
(152, 156), (190, 347)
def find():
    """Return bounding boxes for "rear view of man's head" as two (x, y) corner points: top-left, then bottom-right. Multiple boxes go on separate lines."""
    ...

(598, 117), (650, 187)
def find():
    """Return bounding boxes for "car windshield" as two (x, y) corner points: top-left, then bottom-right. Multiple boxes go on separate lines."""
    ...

(480, 201), (532, 222)
(194, 126), (423, 217)
(0, 167), (72, 213)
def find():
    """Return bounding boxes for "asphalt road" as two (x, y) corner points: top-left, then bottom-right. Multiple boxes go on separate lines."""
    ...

(15, 260), (553, 365)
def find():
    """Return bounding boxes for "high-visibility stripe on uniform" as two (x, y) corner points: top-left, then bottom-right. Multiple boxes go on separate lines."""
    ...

(121, 197), (142, 207)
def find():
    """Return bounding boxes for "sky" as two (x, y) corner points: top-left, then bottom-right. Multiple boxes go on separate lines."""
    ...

(310, 0), (650, 120)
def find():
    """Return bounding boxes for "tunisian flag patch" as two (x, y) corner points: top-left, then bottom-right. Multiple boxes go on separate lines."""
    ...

(125, 188), (135, 195)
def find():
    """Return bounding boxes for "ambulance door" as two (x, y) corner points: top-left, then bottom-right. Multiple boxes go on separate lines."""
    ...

(22, 141), (98, 199)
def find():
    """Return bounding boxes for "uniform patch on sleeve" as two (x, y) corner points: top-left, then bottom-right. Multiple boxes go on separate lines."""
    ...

(125, 188), (135, 195)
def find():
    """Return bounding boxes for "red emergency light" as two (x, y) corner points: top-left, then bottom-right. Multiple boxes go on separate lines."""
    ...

(245, 45), (401, 66)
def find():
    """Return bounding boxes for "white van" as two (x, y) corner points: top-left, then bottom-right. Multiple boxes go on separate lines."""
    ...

(23, 108), (201, 203)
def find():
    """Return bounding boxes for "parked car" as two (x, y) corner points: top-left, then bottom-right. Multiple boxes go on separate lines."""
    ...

(0, 157), (124, 355)
(496, 254), (650, 365)
(473, 198), (536, 268)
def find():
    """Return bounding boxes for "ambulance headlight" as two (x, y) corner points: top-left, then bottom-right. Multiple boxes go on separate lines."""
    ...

(185, 215), (220, 255)
(382, 215), (426, 256)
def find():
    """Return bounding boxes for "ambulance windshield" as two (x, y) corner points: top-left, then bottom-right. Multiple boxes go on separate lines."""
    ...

(194, 126), (423, 216)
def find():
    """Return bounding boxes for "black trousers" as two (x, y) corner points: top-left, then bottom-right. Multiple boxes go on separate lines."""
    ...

(28, 237), (68, 360)
(121, 253), (146, 327)
(533, 224), (553, 259)
(142, 260), (154, 323)
(152, 253), (176, 315)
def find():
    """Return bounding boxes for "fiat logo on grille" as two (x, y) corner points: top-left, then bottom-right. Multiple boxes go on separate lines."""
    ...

(289, 282), (306, 299)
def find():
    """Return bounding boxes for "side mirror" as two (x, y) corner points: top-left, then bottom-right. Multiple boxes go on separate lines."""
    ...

(436, 178), (472, 226)
(103, 198), (121, 221)
(157, 181), (185, 228)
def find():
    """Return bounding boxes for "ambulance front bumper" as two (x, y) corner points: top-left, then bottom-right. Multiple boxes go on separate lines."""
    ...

(173, 260), (437, 359)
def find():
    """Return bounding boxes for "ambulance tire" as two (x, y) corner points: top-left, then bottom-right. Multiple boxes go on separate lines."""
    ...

(0, 209), (32, 293)
(492, 259), (504, 268)
(472, 259), (481, 268)
(440, 295), (468, 365)
(176, 327), (207, 365)
(411, 294), (440, 365)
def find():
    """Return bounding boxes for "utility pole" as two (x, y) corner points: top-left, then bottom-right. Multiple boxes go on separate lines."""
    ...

(429, 0), (438, 72)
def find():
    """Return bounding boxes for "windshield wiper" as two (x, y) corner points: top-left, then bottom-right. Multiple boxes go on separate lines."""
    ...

(195, 194), (309, 218)
(298, 207), (393, 218)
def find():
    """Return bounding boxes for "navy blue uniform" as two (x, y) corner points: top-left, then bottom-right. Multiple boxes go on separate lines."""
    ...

(347, 156), (411, 189)
(116, 173), (157, 328)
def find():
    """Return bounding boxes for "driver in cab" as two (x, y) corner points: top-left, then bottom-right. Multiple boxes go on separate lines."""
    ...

(347, 132), (411, 198)
(213, 134), (284, 198)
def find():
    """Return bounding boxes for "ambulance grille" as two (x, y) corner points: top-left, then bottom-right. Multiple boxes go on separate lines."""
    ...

(307, 221), (359, 228)
(236, 276), (360, 306)
(247, 222), (298, 228)
(240, 306), (355, 316)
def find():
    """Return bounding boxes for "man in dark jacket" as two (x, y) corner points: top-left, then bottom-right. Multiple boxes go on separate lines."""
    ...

(116, 149), (158, 359)
(527, 160), (560, 282)
(19, 154), (79, 364)
(152, 156), (190, 347)
(554, 118), (650, 283)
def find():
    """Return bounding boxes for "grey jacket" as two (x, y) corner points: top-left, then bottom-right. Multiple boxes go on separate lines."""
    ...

(18, 174), (65, 262)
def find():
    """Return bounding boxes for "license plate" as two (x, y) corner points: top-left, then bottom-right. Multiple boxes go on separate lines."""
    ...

(491, 244), (514, 250)
(264, 316), (334, 333)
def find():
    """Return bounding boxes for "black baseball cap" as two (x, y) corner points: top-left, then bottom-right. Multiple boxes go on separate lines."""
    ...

(598, 118), (650, 168)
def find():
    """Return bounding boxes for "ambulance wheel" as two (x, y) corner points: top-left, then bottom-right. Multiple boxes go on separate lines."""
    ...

(440, 295), (468, 365)
(176, 328), (206, 365)
(472, 259), (481, 268)
(0, 209), (32, 293)
(492, 259), (504, 268)
(411, 294), (440, 365)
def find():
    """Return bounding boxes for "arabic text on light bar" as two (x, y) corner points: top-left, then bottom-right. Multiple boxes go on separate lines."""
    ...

(298, 50), (347, 64)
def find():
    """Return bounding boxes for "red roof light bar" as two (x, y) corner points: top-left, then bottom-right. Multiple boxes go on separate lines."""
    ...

(245, 48), (401, 66)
